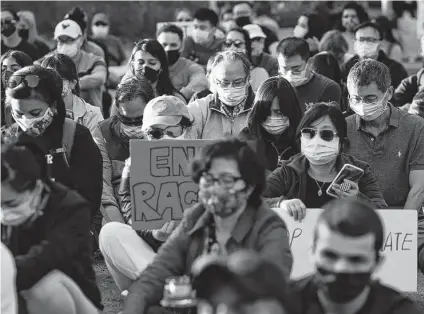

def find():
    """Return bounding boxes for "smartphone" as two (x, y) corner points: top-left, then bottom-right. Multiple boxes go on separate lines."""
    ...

(326, 164), (365, 198)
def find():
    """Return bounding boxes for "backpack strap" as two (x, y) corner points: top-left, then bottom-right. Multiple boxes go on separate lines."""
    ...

(62, 118), (76, 167)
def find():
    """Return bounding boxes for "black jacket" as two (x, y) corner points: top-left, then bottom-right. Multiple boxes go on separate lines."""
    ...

(290, 276), (422, 314)
(2, 118), (103, 219)
(392, 68), (424, 107)
(1, 182), (103, 310)
(342, 50), (408, 90)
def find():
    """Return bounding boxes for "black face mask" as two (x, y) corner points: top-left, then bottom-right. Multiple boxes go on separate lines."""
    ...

(137, 66), (160, 83)
(1, 23), (16, 37)
(235, 16), (251, 27)
(18, 28), (29, 40)
(166, 49), (180, 66)
(315, 266), (372, 303)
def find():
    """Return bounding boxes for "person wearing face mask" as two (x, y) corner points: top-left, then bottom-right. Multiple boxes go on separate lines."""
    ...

(156, 24), (208, 101)
(17, 11), (51, 59)
(243, 24), (278, 77)
(342, 22), (407, 89)
(223, 28), (269, 93)
(181, 8), (225, 67)
(263, 102), (387, 221)
(40, 53), (104, 135)
(337, 2), (369, 55)
(239, 77), (302, 171)
(291, 198), (422, 314)
(39, 19), (107, 110)
(1, 9), (39, 61)
(188, 51), (255, 139)
(392, 65), (424, 108)
(344, 59), (424, 274)
(2, 65), (103, 235)
(1, 50), (33, 127)
(293, 12), (329, 56)
(277, 37), (341, 114)
(118, 138), (292, 314)
(1, 135), (103, 314)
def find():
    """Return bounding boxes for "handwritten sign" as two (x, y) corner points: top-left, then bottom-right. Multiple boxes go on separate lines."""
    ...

(273, 208), (418, 292)
(130, 140), (265, 230)
(157, 21), (195, 38)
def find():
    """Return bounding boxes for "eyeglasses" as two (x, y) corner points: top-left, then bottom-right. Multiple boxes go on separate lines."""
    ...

(144, 125), (183, 139)
(214, 78), (247, 89)
(201, 173), (242, 188)
(57, 36), (79, 44)
(7, 74), (40, 89)
(355, 37), (380, 43)
(176, 18), (192, 22)
(301, 128), (338, 142)
(348, 94), (380, 105)
(94, 21), (108, 27)
(117, 114), (144, 126)
(223, 40), (246, 49)
(1, 18), (14, 25)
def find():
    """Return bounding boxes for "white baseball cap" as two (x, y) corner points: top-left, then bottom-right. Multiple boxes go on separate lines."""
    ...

(243, 24), (266, 39)
(54, 19), (82, 40)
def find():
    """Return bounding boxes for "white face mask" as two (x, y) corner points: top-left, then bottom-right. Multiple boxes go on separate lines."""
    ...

(301, 134), (339, 165)
(92, 25), (109, 38)
(12, 108), (55, 136)
(251, 40), (264, 57)
(120, 124), (144, 139)
(57, 41), (80, 58)
(281, 70), (309, 87)
(262, 116), (290, 135)
(216, 85), (248, 107)
(354, 41), (379, 58)
(350, 93), (388, 121)
(62, 80), (73, 98)
(192, 29), (211, 45)
(1, 181), (44, 226)
(293, 25), (308, 38)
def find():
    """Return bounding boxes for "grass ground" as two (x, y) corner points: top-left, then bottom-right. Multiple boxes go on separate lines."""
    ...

(95, 259), (424, 314)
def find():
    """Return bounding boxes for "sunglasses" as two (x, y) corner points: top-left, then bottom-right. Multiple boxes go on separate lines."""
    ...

(223, 40), (245, 48)
(94, 21), (108, 27)
(117, 113), (143, 126)
(144, 125), (183, 139)
(301, 128), (338, 142)
(7, 74), (40, 89)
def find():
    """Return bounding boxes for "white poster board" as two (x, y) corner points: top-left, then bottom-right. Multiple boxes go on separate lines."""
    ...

(157, 21), (195, 38)
(273, 208), (418, 292)
(417, 0), (424, 40)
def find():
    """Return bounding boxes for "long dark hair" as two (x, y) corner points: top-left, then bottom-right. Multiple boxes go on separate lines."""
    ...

(310, 52), (342, 87)
(300, 12), (329, 40)
(129, 39), (182, 98)
(248, 76), (302, 142)
(337, 2), (369, 32)
(1, 50), (33, 89)
(226, 28), (253, 64)
(40, 53), (81, 96)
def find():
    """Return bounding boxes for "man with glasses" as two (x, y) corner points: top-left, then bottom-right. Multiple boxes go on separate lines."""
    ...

(342, 21), (407, 89)
(345, 59), (424, 274)
(277, 37), (341, 113)
(1, 9), (39, 61)
(188, 51), (254, 139)
(181, 8), (225, 67)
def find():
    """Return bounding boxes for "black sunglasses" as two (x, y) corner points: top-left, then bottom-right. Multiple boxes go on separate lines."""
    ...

(223, 40), (245, 48)
(301, 128), (338, 142)
(7, 74), (41, 89)
(94, 21), (108, 27)
(117, 113), (143, 126)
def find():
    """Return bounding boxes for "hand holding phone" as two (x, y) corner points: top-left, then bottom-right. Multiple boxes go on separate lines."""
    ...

(327, 164), (364, 199)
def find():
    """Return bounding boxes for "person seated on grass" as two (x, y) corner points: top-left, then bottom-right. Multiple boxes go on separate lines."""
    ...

(1, 134), (103, 314)
(107, 138), (293, 314)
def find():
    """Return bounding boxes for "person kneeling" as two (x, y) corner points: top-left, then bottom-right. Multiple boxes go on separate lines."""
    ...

(1, 135), (103, 314)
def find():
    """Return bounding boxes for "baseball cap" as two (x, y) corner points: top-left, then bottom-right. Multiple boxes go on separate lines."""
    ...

(243, 24), (266, 39)
(92, 13), (109, 25)
(192, 250), (292, 307)
(142, 95), (192, 130)
(54, 19), (82, 40)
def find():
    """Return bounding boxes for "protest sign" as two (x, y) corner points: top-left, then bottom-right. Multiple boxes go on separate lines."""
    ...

(157, 21), (195, 38)
(418, 0), (424, 40)
(273, 208), (417, 292)
(130, 139), (265, 230)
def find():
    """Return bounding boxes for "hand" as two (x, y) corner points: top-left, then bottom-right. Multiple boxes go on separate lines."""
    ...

(332, 179), (359, 198)
(152, 221), (177, 242)
(280, 199), (306, 222)
(124, 157), (131, 168)
(306, 37), (319, 52)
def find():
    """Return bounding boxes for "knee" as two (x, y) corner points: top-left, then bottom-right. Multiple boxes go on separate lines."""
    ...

(25, 271), (64, 301)
(99, 222), (129, 253)
(419, 246), (424, 274)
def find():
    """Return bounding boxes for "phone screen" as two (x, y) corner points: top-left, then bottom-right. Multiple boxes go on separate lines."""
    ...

(327, 164), (364, 197)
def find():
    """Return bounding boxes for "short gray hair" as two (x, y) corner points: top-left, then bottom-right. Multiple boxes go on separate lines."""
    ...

(210, 51), (251, 77)
(347, 59), (391, 92)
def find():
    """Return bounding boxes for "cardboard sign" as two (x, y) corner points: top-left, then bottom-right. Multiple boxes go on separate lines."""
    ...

(418, 1), (424, 40)
(273, 208), (418, 292)
(157, 21), (195, 38)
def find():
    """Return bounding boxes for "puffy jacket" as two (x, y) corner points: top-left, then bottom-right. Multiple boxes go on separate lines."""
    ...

(188, 87), (255, 139)
(123, 203), (293, 314)
(69, 94), (104, 135)
(342, 50), (408, 90)
(168, 57), (209, 100)
(290, 276), (422, 314)
(263, 153), (388, 209)
(1, 182), (103, 311)
(392, 68), (424, 107)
